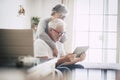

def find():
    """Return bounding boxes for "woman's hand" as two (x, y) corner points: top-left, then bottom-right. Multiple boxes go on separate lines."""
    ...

(53, 48), (58, 57)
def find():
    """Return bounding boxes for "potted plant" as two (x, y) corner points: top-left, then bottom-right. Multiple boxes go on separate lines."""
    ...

(32, 16), (40, 25)
(31, 16), (40, 32)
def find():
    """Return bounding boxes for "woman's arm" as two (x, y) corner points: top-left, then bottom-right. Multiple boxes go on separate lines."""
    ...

(35, 19), (47, 39)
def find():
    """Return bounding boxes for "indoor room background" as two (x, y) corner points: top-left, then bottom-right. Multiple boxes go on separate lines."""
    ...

(0, 0), (120, 80)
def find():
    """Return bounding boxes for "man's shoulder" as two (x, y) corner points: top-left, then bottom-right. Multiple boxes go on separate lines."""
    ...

(35, 39), (51, 49)
(35, 39), (47, 45)
(34, 39), (53, 58)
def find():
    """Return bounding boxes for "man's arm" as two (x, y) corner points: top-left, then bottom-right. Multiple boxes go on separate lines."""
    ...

(63, 53), (86, 65)
(56, 54), (73, 66)
(56, 53), (86, 66)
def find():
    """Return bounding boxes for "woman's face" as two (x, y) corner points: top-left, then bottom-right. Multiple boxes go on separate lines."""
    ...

(54, 13), (66, 20)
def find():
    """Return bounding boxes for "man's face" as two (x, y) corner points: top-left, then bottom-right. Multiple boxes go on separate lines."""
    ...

(51, 26), (65, 42)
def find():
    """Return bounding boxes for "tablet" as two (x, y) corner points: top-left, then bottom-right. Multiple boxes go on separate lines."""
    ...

(73, 46), (89, 57)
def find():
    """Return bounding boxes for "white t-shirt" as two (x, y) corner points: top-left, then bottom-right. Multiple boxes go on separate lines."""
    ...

(34, 39), (66, 59)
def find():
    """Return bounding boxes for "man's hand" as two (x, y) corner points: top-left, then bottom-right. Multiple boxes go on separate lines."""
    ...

(56, 53), (74, 66)
(65, 53), (86, 62)
(56, 53), (86, 66)
(78, 52), (86, 61)
(64, 53), (74, 62)
(62, 53), (86, 65)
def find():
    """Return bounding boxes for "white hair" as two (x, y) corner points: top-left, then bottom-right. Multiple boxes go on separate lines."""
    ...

(48, 19), (66, 29)
(51, 4), (69, 16)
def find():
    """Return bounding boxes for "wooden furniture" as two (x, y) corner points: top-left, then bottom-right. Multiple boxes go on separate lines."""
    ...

(0, 29), (33, 66)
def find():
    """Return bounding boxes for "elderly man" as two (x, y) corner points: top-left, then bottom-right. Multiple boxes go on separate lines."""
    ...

(36, 4), (69, 57)
(34, 19), (86, 71)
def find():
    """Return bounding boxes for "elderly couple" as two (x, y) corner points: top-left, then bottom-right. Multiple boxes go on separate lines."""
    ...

(34, 4), (86, 72)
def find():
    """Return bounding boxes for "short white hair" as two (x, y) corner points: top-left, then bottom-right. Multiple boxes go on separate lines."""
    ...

(51, 4), (69, 16)
(48, 19), (66, 29)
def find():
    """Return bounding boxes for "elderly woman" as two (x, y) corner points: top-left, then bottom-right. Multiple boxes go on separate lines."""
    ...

(35, 4), (69, 57)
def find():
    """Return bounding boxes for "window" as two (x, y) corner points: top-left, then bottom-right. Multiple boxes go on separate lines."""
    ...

(73, 0), (118, 64)
(73, 0), (118, 80)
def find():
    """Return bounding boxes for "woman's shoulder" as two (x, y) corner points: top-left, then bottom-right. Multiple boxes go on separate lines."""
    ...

(39, 17), (50, 26)
(41, 17), (51, 22)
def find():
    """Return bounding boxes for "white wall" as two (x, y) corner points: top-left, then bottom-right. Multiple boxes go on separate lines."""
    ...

(62, 0), (75, 52)
(42, 0), (61, 18)
(0, 0), (32, 29)
(0, 0), (61, 29)
(0, 0), (73, 53)
(30, 0), (43, 18)
(31, 0), (61, 19)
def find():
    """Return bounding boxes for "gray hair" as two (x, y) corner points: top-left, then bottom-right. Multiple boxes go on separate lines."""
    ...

(51, 4), (69, 16)
(48, 19), (66, 30)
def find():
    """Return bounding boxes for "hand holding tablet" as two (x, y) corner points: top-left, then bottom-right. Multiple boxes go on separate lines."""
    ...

(73, 46), (89, 58)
